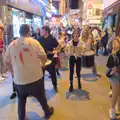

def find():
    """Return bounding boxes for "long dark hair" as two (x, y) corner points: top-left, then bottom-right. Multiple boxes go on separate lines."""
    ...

(36, 28), (40, 36)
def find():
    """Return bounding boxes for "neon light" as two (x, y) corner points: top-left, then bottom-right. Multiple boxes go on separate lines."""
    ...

(38, 0), (46, 6)
(30, 0), (47, 6)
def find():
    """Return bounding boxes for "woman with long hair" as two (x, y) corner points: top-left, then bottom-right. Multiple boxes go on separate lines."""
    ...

(80, 28), (98, 76)
(65, 28), (82, 92)
(32, 27), (40, 39)
(107, 36), (120, 119)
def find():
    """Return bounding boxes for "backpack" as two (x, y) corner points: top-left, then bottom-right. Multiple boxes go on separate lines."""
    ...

(106, 49), (120, 75)
(106, 52), (120, 78)
(106, 54), (119, 68)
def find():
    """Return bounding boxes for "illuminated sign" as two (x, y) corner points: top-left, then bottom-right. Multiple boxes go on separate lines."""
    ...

(46, 12), (52, 18)
(9, 0), (19, 4)
(30, 0), (48, 6)
(88, 5), (92, 9)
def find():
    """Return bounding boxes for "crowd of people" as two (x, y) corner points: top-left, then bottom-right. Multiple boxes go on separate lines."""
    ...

(0, 20), (120, 120)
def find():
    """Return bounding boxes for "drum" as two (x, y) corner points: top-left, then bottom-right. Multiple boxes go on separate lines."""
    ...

(82, 50), (95, 68)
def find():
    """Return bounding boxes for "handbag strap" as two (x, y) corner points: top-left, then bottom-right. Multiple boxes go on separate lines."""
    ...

(112, 54), (119, 68)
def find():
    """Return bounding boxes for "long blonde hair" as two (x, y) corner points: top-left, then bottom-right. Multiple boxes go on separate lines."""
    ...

(112, 36), (120, 54)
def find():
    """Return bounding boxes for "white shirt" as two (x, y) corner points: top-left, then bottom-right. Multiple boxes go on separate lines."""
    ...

(65, 40), (83, 57)
(92, 29), (99, 40)
(5, 37), (47, 85)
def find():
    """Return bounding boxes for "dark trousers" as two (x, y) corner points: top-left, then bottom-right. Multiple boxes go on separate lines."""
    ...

(96, 41), (99, 54)
(69, 56), (81, 82)
(44, 54), (57, 88)
(15, 78), (50, 120)
(13, 82), (16, 92)
(56, 68), (60, 76)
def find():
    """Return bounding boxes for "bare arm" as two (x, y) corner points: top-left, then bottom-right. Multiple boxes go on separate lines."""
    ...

(35, 41), (47, 67)
(4, 46), (13, 73)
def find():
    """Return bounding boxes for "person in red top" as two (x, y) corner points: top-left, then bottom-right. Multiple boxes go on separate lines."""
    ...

(0, 20), (4, 53)
(0, 20), (5, 81)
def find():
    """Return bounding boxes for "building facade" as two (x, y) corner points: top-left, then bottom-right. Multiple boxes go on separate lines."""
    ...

(51, 0), (68, 25)
(103, 0), (120, 35)
(82, 0), (103, 26)
(0, 0), (50, 46)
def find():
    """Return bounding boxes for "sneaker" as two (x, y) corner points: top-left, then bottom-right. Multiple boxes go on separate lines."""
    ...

(45, 107), (54, 119)
(109, 109), (116, 119)
(54, 87), (58, 92)
(109, 91), (112, 98)
(2, 72), (10, 78)
(78, 82), (82, 90)
(69, 85), (73, 92)
(57, 75), (62, 78)
(116, 110), (120, 116)
(0, 76), (5, 82)
(10, 93), (17, 99)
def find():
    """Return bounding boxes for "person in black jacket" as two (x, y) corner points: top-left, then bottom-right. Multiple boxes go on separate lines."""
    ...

(37, 25), (59, 92)
(101, 28), (109, 55)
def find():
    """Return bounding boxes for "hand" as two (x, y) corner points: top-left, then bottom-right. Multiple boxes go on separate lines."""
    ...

(42, 65), (45, 68)
(53, 50), (57, 54)
(112, 67), (117, 72)
(110, 70), (115, 75)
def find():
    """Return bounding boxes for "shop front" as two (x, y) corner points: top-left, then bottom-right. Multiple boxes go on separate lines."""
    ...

(12, 8), (25, 37)
(103, 0), (120, 35)
(6, 0), (46, 38)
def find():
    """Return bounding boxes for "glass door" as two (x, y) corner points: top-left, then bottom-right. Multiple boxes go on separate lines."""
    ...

(12, 8), (25, 37)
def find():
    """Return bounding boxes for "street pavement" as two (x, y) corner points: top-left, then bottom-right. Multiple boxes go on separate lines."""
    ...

(0, 55), (117, 120)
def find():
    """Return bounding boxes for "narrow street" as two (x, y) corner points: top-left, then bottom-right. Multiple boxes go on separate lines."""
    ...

(0, 55), (113, 120)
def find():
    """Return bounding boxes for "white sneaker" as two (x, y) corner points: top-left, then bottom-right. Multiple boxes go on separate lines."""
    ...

(0, 75), (5, 82)
(109, 109), (116, 119)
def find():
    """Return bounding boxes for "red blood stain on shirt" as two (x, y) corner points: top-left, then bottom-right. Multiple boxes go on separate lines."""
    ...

(23, 48), (30, 52)
(19, 51), (24, 65)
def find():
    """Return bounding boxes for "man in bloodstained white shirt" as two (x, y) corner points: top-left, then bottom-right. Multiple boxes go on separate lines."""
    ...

(4, 24), (54, 120)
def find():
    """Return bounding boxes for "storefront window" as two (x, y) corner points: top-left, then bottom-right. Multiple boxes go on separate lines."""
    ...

(33, 16), (42, 31)
(12, 8), (25, 37)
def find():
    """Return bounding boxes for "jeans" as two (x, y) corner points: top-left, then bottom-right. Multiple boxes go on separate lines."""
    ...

(44, 54), (57, 88)
(15, 78), (50, 120)
(69, 56), (81, 82)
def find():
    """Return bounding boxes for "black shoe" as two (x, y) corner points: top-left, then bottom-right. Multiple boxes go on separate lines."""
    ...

(54, 87), (58, 92)
(78, 80), (82, 89)
(69, 85), (73, 92)
(10, 92), (17, 99)
(45, 107), (54, 119)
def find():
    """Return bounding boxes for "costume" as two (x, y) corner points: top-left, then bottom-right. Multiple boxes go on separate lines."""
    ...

(65, 39), (83, 92)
